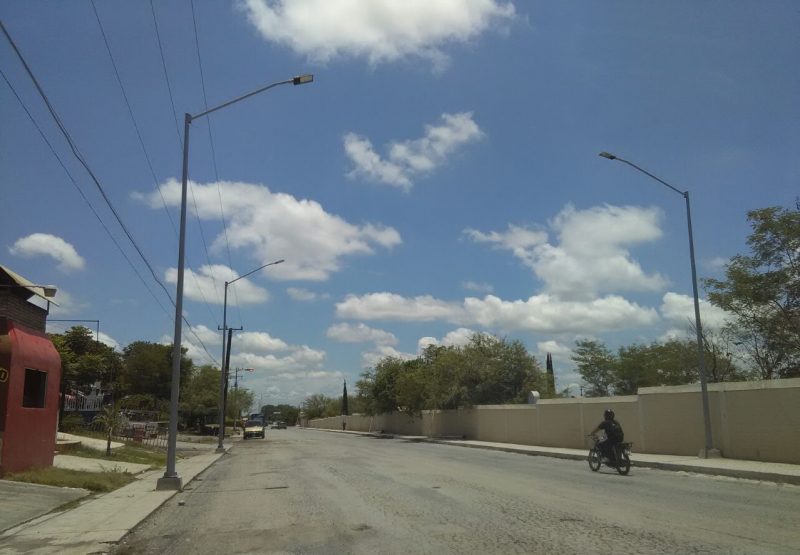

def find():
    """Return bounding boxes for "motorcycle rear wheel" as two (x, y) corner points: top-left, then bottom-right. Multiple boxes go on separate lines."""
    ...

(588, 449), (601, 471)
(616, 452), (631, 475)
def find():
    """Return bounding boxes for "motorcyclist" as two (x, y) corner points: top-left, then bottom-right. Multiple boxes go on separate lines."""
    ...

(590, 409), (624, 463)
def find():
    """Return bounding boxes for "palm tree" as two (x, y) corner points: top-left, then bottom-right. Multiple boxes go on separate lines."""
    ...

(94, 404), (120, 456)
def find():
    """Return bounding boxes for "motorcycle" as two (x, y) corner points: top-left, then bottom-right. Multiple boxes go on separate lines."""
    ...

(587, 435), (632, 475)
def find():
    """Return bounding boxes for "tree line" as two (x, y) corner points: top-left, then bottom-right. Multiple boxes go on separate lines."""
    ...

(51, 329), (252, 429)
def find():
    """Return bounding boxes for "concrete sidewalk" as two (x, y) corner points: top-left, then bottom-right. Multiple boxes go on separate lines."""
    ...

(52, 454), (152, 475)
(312, 428), (800, 485)
(0, 451), (226, 554)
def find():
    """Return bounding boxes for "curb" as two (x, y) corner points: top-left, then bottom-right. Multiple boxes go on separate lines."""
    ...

(426, 439), (800, 484)
(308, 428), (800, 486)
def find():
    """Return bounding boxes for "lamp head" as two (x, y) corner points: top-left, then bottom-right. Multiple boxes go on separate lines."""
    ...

(598, 151), (617, 160)
(292, 74), (314, 85)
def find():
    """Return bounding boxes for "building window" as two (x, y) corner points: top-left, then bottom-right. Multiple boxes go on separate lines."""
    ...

(23, 368), (47, 408)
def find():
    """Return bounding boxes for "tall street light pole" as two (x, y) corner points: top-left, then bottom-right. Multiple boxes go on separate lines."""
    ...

(157, 74), (313, 491)
(217, 260), (283, 452)
(598, 151), (716, 458)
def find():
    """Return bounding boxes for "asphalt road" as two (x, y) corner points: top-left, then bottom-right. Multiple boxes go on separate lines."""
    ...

(115, 428), (800, 555)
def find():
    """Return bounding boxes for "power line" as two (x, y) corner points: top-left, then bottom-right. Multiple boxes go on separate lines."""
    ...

(188, 0), (244, 327)
(150, 0), (223, 319)
(0, 67), (173, 320)
(90, 0), (219, 328)
(0, 20), (219, 367)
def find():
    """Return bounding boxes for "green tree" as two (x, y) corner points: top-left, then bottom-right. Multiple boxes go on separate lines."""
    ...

(355, 333), (545, 415)
(117, 341), (192, 402)
(571, 340), (615, 396)
(93, 404), (121, 456)
(302, 393), (335, 420)
(705, 206), (800, 378)
(49, 326), (122, 390)
(180, 364), (221, 428)
(227, 388), (254, 424)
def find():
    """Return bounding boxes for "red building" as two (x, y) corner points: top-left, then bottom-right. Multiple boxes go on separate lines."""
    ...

(0, 265), (61, 474)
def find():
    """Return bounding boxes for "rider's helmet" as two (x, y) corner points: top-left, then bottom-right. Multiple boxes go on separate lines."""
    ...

(604, 408), (615, 420)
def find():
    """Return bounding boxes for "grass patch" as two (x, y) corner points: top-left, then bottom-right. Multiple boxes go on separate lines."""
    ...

(65, 444), (167, 468)
(4, 467), (136, 492)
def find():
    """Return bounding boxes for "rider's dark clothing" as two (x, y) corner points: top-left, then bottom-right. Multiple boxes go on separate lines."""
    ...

(597, 418), (624, 461)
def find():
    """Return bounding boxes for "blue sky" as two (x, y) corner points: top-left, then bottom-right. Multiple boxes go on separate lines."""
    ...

(2, 1), (798, 404)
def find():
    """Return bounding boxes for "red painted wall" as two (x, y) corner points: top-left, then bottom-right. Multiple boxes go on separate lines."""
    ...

(0, 320), (61, 474)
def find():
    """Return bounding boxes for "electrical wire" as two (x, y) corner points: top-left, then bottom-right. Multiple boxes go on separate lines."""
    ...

(188, 0), (243, 326)
(0, 67), (173, 320)
(149, 0), (224, 321)
(0, 20), (219, 366)
(90, 0), (220, 328)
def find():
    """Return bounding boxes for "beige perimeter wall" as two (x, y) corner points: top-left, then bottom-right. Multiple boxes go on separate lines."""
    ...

(308, 378), (800, 464)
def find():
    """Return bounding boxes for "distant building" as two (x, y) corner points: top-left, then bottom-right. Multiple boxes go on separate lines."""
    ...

(0, 265), (62, 474)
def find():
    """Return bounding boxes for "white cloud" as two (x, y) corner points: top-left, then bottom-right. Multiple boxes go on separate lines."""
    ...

(345, 112), (483, 189)
(233, 346), (326, 373)
(337, 292), (463, 322)
(419, 327), (477, 353)
(466, 204), (668, 300)
(142, 179), (401, 281)
(236, 331), (291, 353)
(241, 0), (515, 68)
(361, 345), (416, 369)
(442, 327), (476, 347)
(168, 326), (324, 371)
(326, 322), (397, 346)
(536, 340), (572, 363)
(165, 264), (269, 305)
(93, 331), (120, 351)
(659, 292), (732, 333)
(9, 233), (85, 273)
(337, 292), (659, 335)
(286, 287), (328, 301)
(36, 289), (86, 317)
(461, 280), (494, 294)
(417, 336), (439, 352)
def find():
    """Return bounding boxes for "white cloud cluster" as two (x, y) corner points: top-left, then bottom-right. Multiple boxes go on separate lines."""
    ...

(36, 289), (86, 317)
(326, 322), (397, 346)
(143, 180), (401, 281)
(466, 204), (668, 300)
(336, 292), (658, 335)
(170, 326), (331, 406)
(345, 112), (483, 189)
(536, 340), (572, 362)
(241, 0), (515, 68)
(417, 327), (476, 352)
(659, 292), (732, 337)
(9, 233), (85, 273)
(360, 345), (416, 369)
(337, 292), (461, 322)
(165, 264), (269, 306)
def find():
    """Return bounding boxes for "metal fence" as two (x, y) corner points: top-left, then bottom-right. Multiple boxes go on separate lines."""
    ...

(86, 419), (169, 450)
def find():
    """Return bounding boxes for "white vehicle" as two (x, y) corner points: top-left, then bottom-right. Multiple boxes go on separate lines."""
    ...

(243, 420), (266, 439)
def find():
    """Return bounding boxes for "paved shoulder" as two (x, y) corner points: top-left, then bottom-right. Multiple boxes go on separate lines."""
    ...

(0, 480), (89, 535)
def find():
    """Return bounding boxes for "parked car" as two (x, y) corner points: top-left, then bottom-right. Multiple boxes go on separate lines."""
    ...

(243, 419), (266, 439)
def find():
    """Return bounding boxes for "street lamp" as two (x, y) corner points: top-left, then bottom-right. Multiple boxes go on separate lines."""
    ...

(217, 263), (282, 453)
(598, 151), (716, 458)
(158, 74), (313, 491)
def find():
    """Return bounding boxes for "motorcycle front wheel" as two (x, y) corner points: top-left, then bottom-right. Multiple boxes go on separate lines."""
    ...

(616, 452), (631, 475)
(588, 449), (601, 472)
